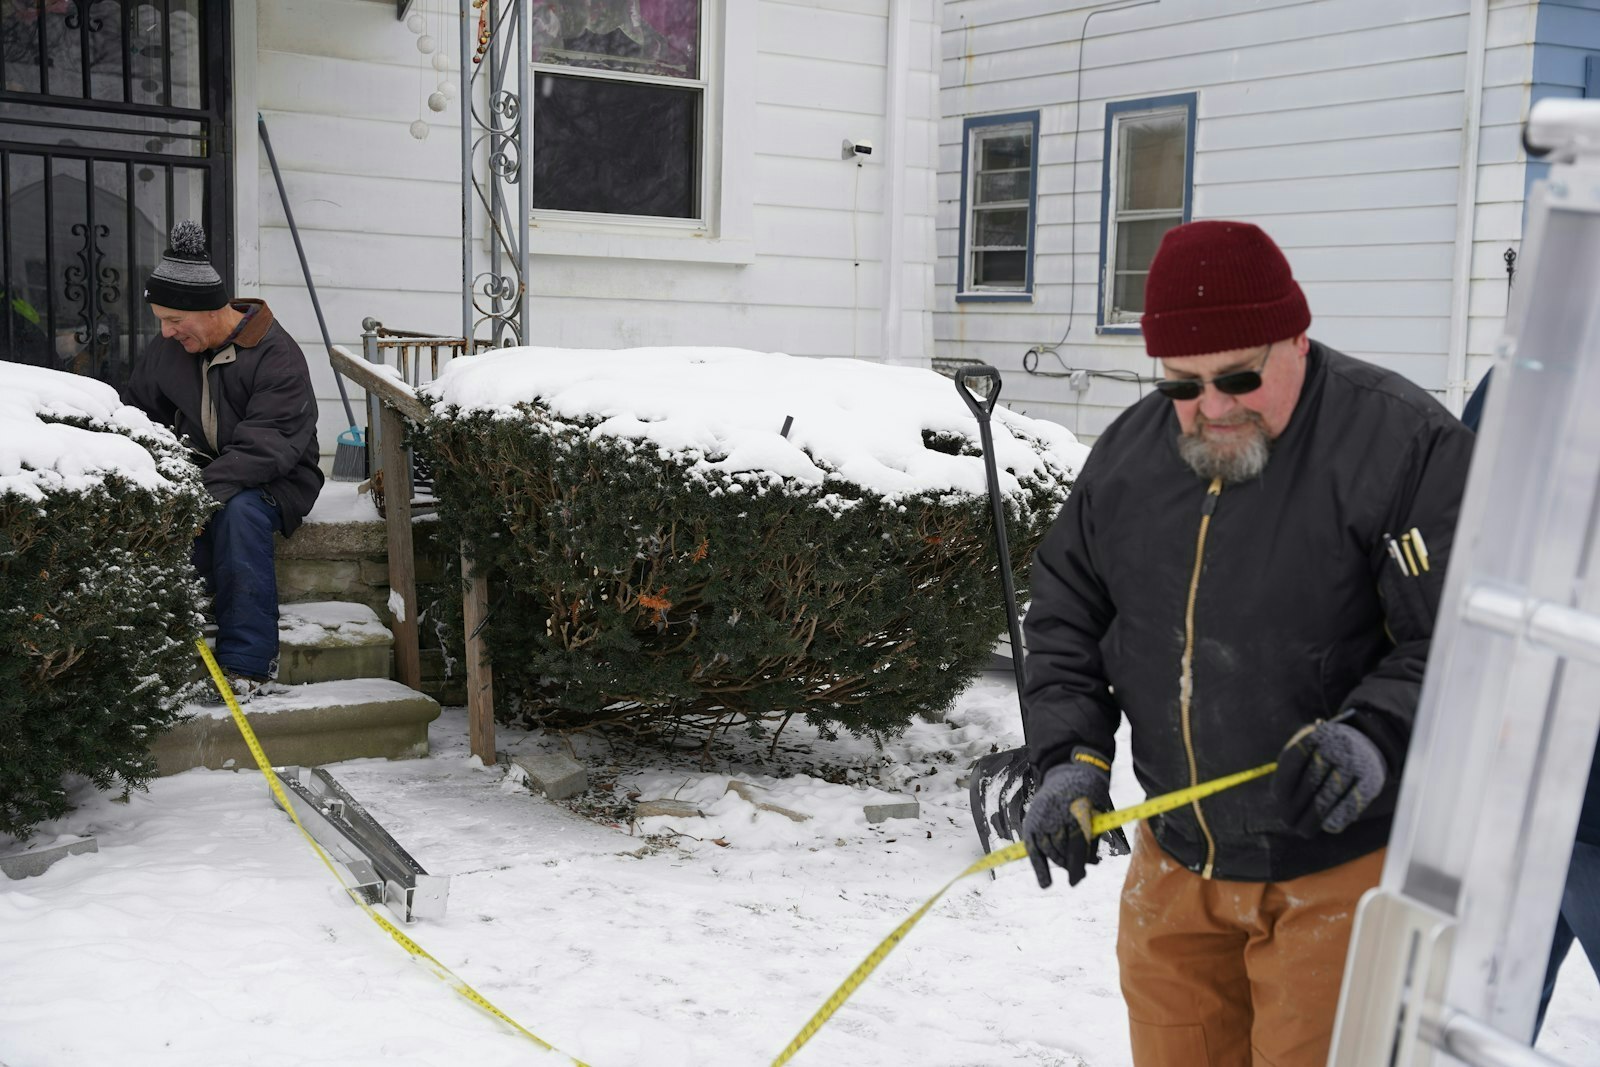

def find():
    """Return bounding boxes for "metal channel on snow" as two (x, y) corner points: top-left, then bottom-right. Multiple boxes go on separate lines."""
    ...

(272, 766), (449, 923)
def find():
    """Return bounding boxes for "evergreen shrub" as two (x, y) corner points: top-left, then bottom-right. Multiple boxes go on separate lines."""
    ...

(0, 388), (212, 837)
(415, 378), (1076, 740)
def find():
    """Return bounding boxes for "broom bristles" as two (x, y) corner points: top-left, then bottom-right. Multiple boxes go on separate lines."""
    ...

(331, 426), (366, 482)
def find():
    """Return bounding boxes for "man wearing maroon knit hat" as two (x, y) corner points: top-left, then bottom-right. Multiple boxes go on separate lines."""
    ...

(1018, 220), (1473, 1066)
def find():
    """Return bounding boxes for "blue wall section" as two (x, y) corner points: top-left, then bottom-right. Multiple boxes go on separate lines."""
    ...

(1528, 2), (1600, 200)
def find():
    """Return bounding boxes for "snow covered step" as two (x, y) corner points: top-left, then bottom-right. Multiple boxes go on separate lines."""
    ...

(151, 679), (441, 776)
(276, 601), (393, 685)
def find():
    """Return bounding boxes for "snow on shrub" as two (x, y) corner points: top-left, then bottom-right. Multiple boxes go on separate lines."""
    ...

(0, 365), (212, 837)
(415, 347), (1084, 740)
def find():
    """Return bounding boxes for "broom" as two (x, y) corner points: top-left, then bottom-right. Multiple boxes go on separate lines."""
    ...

(258, 113), (366, 481)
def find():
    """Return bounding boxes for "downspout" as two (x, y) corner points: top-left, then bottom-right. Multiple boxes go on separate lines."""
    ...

(879, 0), (911, 365)
(1445, 0), (1490, 412)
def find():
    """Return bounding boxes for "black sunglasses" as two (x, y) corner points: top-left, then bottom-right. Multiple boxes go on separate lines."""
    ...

(1154, 344), (1274, 401)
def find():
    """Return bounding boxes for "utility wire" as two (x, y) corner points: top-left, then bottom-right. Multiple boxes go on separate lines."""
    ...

(1024, 0), (1162, 393)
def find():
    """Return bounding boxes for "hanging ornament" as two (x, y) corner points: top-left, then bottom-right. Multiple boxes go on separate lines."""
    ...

(474, 0), (491, 65)
(432, 51), (448, 72)
(406, 12), (425, 33)
(440, 78), (458, 99)
(410, 119), (430, 140)
(427, 91), (447, 113)
(417, 34), (435, 54)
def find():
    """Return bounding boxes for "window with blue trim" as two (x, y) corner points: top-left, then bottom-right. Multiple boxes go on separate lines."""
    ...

(958, 112), (1038, 301)
(1099, 94), (1195, 328)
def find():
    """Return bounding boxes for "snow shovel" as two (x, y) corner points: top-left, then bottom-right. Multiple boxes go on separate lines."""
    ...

(953, 366), (1037, 857)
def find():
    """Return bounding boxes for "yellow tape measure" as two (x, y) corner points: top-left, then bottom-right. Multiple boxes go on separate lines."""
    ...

(194, 640), (590, 1067)
(198, 639), (1275, 1066)
(769, 760), (1278, 1066)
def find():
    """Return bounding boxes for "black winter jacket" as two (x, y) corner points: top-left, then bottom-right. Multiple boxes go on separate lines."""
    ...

(1022, 342), (1473, 881)
(122, 300), (323, 534)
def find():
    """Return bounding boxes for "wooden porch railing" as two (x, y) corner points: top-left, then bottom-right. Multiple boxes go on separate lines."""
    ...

(328, 345), (496, 764)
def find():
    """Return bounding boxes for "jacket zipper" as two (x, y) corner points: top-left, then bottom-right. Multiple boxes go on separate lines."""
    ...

(1180, 476), (1224, 878)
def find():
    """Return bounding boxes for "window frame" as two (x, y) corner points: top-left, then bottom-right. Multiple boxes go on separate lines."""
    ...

(956, 110), (1039, 304)
(1097, 93), (1197, 334)
(530, 3), (712, 227)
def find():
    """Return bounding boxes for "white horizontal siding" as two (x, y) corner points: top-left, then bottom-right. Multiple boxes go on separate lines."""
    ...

(937, 0), (1537, 442)
(945, 0), (1465, 62)
(243, 0), (942, 461)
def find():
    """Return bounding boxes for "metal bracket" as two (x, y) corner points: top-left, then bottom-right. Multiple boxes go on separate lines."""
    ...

(272, 766), (449, 923)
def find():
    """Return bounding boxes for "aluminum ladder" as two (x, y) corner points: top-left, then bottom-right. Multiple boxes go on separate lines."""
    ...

(1326, 97), (1600, 1067)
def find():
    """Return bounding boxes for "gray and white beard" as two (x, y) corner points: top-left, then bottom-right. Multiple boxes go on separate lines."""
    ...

(1177, 413), (1272, 484)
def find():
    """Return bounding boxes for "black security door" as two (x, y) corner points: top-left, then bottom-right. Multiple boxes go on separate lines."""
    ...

(0, 1), (231, 389)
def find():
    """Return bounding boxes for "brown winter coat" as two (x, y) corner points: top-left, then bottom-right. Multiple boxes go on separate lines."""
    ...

(122, 299), (323, 534)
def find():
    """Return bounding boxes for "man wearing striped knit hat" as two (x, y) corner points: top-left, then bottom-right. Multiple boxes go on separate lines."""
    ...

(122, 220), (322, 704)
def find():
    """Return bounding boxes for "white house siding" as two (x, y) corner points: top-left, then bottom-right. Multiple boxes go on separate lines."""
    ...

(235, 0), (941, 464)
(936, 0), (1537, 442)
(1489, 0), (1600, 393)
(1467, 1), (1538, 395)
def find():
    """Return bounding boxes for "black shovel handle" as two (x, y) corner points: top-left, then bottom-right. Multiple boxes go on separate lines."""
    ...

(952, 365), (1028, 700)
(954, 364), (1002, 422)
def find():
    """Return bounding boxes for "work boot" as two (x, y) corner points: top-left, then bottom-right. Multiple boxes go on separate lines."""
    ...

(226, 674), (268, 705)
(195, 672), (271, 707)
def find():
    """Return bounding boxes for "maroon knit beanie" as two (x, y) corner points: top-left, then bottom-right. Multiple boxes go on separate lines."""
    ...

(1139, 220), (1311, 358)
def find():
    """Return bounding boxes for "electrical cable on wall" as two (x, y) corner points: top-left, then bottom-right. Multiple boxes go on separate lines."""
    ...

(1026, 0), (1161, 362)
(1021, 348), (1156, 389)
(1023, 346), (1160, 432)
(1021, 0), (1163, 422)
(852, 158), (862, 360)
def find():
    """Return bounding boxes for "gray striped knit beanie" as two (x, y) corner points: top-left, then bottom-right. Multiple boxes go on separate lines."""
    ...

(143, 220), (228, 311)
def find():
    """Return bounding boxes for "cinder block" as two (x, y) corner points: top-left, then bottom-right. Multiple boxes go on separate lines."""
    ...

(864, 797), (920, 824)
(0, 836), (98, 880)
(512, 751), (588, 800)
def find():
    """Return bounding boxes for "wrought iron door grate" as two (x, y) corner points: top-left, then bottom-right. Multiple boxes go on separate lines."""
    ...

(1, 0), (230, 389)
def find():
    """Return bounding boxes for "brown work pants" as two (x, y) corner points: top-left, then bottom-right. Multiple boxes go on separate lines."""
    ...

(1116, 823), (1385, 1067)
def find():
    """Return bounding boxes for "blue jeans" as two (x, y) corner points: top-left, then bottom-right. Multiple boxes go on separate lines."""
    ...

(1535, 838), (1600, 1034)
(193, 488), (282, 680)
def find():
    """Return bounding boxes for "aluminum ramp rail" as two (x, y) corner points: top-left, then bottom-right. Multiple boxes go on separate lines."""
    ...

(1326, 97), (1600, 1067)
(272, 766), (449, 924)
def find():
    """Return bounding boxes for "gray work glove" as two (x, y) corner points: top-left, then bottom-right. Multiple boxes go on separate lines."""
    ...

(1273, 718), (1387, 837)
(1021, 746), (1130, 889)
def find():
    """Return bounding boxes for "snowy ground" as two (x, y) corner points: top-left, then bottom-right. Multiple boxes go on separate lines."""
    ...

(2, 678), (1596, 1067)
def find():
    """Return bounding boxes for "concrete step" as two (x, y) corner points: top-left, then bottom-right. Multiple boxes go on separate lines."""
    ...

(151, 679), (441, 776)
(277, 601), (393, 685)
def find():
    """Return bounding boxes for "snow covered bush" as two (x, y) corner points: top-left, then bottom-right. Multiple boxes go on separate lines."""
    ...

(416, 348), (1085, 740)
(0, 366), (212, 837)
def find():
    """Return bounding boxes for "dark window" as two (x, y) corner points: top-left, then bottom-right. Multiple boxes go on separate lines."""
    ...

(531, 0), (703, 220)
(533, 73), (698, 218)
